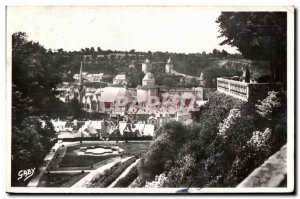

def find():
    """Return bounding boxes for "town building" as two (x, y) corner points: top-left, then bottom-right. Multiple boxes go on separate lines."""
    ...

(165, 57), (174, 74)
(99, 86), (133, 115)
(86, 73), (103, 82)
(142, 58), (152, 74)
(113, 74), (128, 86)
(128, 61), (135, 69)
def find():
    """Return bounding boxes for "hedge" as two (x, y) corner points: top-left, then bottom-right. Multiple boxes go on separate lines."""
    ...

(90, 157), (136, 187)
(113, 165), (138, 187)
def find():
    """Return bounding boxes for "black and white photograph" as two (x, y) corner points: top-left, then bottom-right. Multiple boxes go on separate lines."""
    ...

(5, 5), (294, 194)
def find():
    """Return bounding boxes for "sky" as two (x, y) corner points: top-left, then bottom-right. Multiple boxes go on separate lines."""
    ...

(7, 6), (239, 54)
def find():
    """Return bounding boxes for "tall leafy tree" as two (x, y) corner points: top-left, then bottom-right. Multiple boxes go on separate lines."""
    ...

(12, 32), (60, 186)
(216, 12), (287, 86)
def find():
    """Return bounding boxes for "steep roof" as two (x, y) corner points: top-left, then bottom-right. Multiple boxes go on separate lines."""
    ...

(99, 87), (133, 103)
(143, 73), (154, 81)
(114, 74), (126, 80)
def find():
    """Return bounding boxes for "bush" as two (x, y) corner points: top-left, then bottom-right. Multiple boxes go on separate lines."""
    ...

(138, 121), (189, 181)
(129, 175), (146, 188)
(164, 154), (197, 187)
(145, 173), (168, 188)
(91, 157), (136, 187)
(113, 166), (138, 187)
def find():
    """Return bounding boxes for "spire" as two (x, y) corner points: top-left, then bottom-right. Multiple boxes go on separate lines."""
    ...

(167, 57), (172, 64)
(79, 61), (83, 86)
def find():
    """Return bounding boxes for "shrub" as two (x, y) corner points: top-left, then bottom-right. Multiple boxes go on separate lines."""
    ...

(91, 157), (136, 187)
(129, 175), (146, 188)
(138, 121), (188, 181)
(145, 173), (168, 188)
(217, 109), (241, 139)
(247, 128), (272, 148)
(113, 166), (138, 187)
(256, 91), (285, 119)
(164, 154), (197, 187)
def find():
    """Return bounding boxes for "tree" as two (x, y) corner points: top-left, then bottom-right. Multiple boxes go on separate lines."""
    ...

(12, 32), (61, 186)
(57, 48), (64, 54)
(221, 49), (228, 58)
(186, 78), (199, 87)
(162, 77), (177, 87)
(138, 121), (188, 181)
(212, 49), (220, 57)
(90, 47), (95, 54)
(216, 12), (287, 86)
(97, 47), (102, 53)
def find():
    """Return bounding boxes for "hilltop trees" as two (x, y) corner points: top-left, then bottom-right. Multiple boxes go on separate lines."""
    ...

(216, 12), (287, 86)
(212, 49), (228, 58)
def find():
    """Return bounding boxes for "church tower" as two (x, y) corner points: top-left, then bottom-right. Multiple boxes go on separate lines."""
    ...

(142, 58), (152, 74)
(129, 60), (135, 69)
(165, 57), (174, 74)
(142, 73), (155, 86)
(78, 61), (84, 103)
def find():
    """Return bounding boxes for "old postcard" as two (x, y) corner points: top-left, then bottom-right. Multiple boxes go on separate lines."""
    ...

(6, 5), (295, 194)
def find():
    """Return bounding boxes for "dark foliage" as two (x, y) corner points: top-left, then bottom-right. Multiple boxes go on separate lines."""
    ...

(216, 12), (287, 86)
(91, 157), (136, 187)
(138, 91), (287, 187)
(113, 166), (138, 187)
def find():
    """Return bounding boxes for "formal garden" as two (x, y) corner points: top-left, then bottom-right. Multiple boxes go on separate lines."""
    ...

(37, 141), (150, 187)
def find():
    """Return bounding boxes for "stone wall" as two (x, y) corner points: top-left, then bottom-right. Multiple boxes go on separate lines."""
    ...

(237, 145), (287, 187)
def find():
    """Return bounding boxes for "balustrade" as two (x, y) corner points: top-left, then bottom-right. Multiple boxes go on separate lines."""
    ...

(217, 78), (249, 101)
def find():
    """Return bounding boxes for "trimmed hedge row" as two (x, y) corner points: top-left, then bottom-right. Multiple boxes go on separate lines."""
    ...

(90, 157), (136, 187)
(113, 165), (138, 187)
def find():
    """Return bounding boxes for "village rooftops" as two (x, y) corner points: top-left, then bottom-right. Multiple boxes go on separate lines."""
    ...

(118, 121), (154, 137)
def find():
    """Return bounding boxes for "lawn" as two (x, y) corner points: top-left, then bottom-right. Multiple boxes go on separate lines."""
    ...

(59, 141), (150, 168)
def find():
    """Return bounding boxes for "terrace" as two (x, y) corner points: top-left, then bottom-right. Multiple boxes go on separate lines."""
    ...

(217, 77), (282, 102)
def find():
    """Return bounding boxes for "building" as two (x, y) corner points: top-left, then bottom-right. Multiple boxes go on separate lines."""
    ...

(86, 73), (103, 82)
(199, 72), (206, 86)
(142, 58), (152, 74)
(176, 112), (192, 124)
(142, 73), (155, 86)
(99, 87), (133, 115)
(77, 61), (85, 103)
(113, 74), (128, 85)
(165, 57), (174, 74)
(128, 61), (135, 69)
